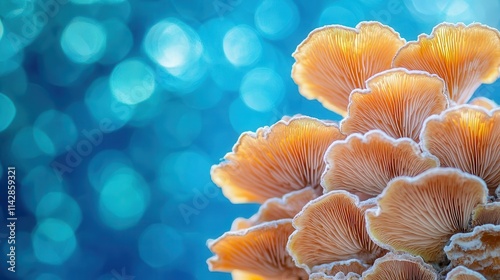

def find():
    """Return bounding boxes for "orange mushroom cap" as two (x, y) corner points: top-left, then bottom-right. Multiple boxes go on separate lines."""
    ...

(322, 130), (438, 199)
(444, 224), (500, 278)
(231, 187), (317, 230)
(469, 97), (498, 110)
(445, 266), (487, 280)
(366, 168), (488, 263)
(207, 219), (308, 279)
(471, 202), (500, 227)
(420, 105), (500, 196)
(311, 259), (368, 276)
(340, 68), (449, 141)
(211, 116), (345, 204)
(393, 22), (500, 104)
(287, 191), (385, 271)
(292, 21), (405, 117)
(309, 272), (360, 280)
(361, 253), (437, 280)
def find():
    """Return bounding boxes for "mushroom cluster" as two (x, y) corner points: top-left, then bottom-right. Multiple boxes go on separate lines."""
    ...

(207, 22), (500, 280)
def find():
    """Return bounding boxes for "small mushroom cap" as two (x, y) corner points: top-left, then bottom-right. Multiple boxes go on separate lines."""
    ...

(445, 266), (487, 280)
(292, 21), (405, 116)
(361, 253), (437, 280)
(420, 105), (500, 196)
(311, 259), (368, 276)
(471, 202), (500, 227)
(309, 272), (360, 280)
(341, 68), (449, 141)
(322, 130), (438, 199)
(211, 116), (345, 204)
(232, 187), (317, 230)
(393, 22), (500, 104)
(469, 97), (498, 110)
(207, 219), (308, 279)
(287, 191), (385, 271)
(366, 168), (488, 263)
(444, 224), (500, 278)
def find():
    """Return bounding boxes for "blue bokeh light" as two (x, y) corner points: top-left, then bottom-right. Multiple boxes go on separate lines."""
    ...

(60, 17), (107, 64)
(223, 25), (262, 67)
(36, 192), (82, 230)
(0, 93), (16, 131)
(32, 218), (77, 265)
(255, 0), (299, 39)
(110, 59), (156, 105)
(33, 110), (78, 156)
(240, 67), (285, 112)
(98, 167), (150, 230)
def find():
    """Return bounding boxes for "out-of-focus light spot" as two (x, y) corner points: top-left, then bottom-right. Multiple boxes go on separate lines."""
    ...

(100, 19), (132, 65)
(11, 127), (44, 159)
(32, 218), (77, 265)
(0, 19), (3, 40)
(158, 150), (211, 201)
(319, 3), (364, 27)
(223, 25), (262, 67)
(33, 110), (78, 156)
(240, 67), (284, 112)
(87, 149), (132, 191)
(229, 98), (278, 134)
(22, 166), (64, 213)
(405, 0), (449, 17)
(144, 18), (202, 70)
(99, 167), (149, 230)
(71, 0), (99, 4)
(155, 60), (207, 95)
(36, 192), (82, 230)
(61, 17), (107, 64)
(255, 0), (299, 40)
(444, 0), (474, 22)
(0, 93), (16, 131)
(138, 224), (184, 268)
(85, 76), (135, 131)
(0, 49), (24, 77)
(110, 59), (156, 105)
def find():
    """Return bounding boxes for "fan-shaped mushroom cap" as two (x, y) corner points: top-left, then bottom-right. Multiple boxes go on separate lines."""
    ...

(208, 219), (308, 279)
(393, 22), (500, 104)
(469, 97), (498, 110)
(445, 266), (487, 280)
(212, 116), (345, 204)
(292, 21), (405, 116)
(287, 191), (385, 271)
(444, 224), (500, 278)
(231, 270), (266, 280)
(322, 130), (438, 199)
(341, 68), (449, 141)
(361, 253), (437, 280)
(366, 168), (488, 263)
(471, 202), (500, 227)
(311, 259), (368, 276)
(420, 105), (500, 196)
(232, 187), (317, 230)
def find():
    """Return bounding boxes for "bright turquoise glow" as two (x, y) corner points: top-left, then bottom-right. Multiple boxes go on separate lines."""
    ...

(61, 17), (107, 64)
(0, 93), (16, 131)
(110, 59), (156, 105)
(32, 219), (77, 265)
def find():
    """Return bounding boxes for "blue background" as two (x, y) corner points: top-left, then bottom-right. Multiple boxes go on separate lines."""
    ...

(0, 0), (499, 279)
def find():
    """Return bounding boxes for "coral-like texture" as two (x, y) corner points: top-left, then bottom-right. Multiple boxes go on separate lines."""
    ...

(421, 106), (500, 196)
(341, 68), (448, 141)
(366, 168), (487, 263)
(445, 224), (500, 279)
(211, 116), (345, 203)
(361, 253), (437, 280)
(445, 266), (487, 280)
(393, 23), (500, 104)
(471, 202), (500, 227)
(287, 191), (384, 270)
(322, 130), (438, 198)
(292, 22), (404, 116)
